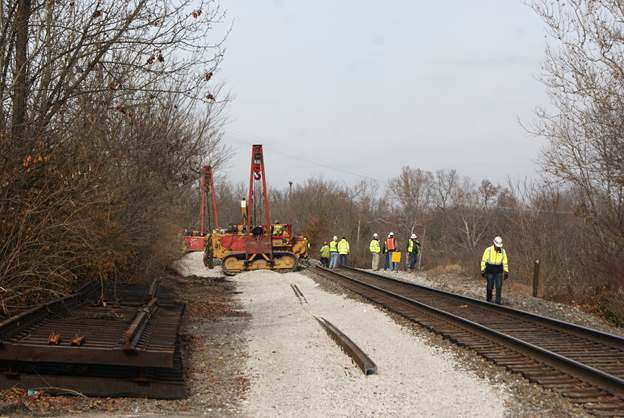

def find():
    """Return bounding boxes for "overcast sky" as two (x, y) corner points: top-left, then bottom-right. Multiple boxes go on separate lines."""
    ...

(217, 0), (549, 190)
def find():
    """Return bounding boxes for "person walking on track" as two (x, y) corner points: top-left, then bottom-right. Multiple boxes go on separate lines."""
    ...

(385, 232), (398, 271)
(369, 233), (381, 270)
(329, 236), (339, 269)
(480, 236), (509, 305)
(337, 236), (350, 267)
(319, 242), (330, 268)
(407, 233), (421, 272)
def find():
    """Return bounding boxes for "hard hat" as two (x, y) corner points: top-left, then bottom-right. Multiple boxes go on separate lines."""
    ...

(324, 242), (328, 245)
(373, 233), (378, 238)
(411, 233), (416, 239)
(333, 236), (338, 240)
(493, 236), (503, 247)
(389, 232), (394, 236)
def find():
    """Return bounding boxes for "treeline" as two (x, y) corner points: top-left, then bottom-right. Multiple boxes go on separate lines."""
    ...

(0, 1), (228, 309)
(208, 166), (621, 322)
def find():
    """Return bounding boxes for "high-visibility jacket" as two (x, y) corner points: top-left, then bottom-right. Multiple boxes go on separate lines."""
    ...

(481, 246), (509, 273)
(337, 239), (350, 255)
(386, 237), (396, 251)
(329, 240), (338, 252)
(319, 245), (330, 258)
(407, 239), (421, 253)
(369, 239), (380, 254)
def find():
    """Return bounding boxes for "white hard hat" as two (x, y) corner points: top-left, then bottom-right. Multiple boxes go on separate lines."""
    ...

(333, 236), (338, 241)
(493, 236), (503, 247)
(373, 233), (378, 238)
(389, 232), (394, 236)
(411, 233), (416, 239)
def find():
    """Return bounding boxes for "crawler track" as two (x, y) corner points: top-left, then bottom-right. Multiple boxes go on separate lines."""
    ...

(313, 266), (624, 416)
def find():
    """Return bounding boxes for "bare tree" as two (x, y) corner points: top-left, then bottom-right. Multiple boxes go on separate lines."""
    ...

(531, 0), (624, 287)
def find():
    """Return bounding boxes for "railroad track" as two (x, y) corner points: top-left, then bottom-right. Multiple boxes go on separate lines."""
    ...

(312, 265), (624, 416)
(0, 279), (187, 398)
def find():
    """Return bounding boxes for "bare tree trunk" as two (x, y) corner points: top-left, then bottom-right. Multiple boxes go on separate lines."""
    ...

(11, 0), (30, 143)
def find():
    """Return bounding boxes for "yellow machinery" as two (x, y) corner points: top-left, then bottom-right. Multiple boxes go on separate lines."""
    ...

(203, 145), (309, 275)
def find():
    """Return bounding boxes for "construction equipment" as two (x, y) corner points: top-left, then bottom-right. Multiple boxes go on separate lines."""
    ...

(182, 165), (218, 252)
(203, 144), (309, 275)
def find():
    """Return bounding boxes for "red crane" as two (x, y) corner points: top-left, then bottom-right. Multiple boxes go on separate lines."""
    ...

(183, 165), (219, 252)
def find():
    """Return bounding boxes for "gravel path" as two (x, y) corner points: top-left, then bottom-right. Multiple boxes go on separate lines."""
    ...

(236, 270), (508, 417)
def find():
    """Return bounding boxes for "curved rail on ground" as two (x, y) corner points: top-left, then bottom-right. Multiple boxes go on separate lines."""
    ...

(312, 265), (624, 415)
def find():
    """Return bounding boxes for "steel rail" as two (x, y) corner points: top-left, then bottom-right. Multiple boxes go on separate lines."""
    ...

(313, 266), (624, 402)
(344, 266), (624, 350)
(123, 297), (158, 351)
(314, 316), (377, 375)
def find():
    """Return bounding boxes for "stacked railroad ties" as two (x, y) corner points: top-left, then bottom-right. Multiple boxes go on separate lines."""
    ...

(0, 279), (186, 398)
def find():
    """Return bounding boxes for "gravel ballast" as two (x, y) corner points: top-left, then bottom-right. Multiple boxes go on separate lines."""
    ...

(236, 269), (508, 417)
(367, 268), (624, 337)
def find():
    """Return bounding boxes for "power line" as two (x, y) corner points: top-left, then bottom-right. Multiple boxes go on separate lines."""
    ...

(226, 134), (383, 182)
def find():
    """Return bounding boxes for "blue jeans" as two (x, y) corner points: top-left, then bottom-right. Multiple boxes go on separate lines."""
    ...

(385, 252), (398, 271)
(486, 271), (503, 304)
(409, 252), (418, 271)
(329, 253), (339, 269)
(339, 254), (348, 267)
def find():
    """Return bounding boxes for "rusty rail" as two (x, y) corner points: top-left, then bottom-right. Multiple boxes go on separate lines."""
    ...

(315, 316), (377, 375)
(0, 282), (99, 343)
(122, 297), (158, 351)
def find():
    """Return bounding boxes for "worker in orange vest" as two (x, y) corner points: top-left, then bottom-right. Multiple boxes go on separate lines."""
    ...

(384, 232), (398, 271)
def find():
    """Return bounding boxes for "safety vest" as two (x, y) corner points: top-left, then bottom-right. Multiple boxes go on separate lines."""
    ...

(408, 239), (420, 253)
(319, 245), (330, 258)
(480, 246), (509, 273)
(369, 239), (380, 254)
(329, 240), (338, 252)
(337, 239), (350, 255)
(386, 237), (396, 251)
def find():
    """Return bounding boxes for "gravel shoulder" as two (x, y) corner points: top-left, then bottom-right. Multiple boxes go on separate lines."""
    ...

(236, 269), (508, 417)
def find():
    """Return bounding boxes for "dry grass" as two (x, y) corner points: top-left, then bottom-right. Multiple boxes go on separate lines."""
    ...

(427, 263), (464, 274)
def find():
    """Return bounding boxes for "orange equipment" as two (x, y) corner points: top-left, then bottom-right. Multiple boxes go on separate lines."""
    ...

(203, 144), (309, 275)
(183, 165), (218, 252)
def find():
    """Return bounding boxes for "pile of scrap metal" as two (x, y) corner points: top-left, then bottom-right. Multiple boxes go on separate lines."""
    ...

(0, 280), (186, 399)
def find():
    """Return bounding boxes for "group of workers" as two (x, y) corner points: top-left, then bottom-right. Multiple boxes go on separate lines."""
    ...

(368, 232), (422, 272)
(318, 232), (510, 305)
(319, 236), (350, 269)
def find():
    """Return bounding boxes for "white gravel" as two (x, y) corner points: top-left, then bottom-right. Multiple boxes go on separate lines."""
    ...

(235, 269), (508, 417)
(170, 251), (224, 278)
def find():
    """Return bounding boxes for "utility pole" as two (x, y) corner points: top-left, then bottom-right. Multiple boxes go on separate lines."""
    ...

(288, 181), (293, 198)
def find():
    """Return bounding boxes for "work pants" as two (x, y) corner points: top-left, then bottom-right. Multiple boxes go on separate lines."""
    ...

(408, 252), (418, 271)
(384, 252), (391, 270)
(486, 271), (504, 304)
(320, 257), (329, 268)
(371, 253), (380, 270)
(339, 254), (348, 267)
(329, 252), (339, 269)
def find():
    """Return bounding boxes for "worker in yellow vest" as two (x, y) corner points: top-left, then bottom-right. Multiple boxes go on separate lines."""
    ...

(319, 242), (330, 268)
(337, 236), (350, 267)
(407, 234), (421, 272)
(480, 236), (509, 305)
(328, 236), (339, 269)
(369, 233), (381, 270)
